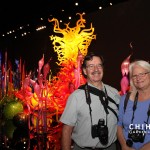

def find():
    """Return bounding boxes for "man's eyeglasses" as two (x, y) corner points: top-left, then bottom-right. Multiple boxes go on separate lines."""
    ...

(132, 72), (150, 79)
(86, 64), (103, 70)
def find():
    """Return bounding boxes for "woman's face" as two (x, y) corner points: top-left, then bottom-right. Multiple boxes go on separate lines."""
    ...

(131, 65), (150, 90)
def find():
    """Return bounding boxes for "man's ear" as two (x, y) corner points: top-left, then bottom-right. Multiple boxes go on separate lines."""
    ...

(83, 68), (87, 76)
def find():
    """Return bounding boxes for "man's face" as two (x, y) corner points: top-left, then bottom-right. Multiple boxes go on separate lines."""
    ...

(83, 56), (103, 85)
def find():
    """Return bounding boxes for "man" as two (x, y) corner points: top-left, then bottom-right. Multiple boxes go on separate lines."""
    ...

(60, 52), (120, 150)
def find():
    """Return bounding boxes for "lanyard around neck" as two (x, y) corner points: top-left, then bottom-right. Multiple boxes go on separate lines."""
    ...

(131, 92), (138, 123)
(84, 83), (108, 126)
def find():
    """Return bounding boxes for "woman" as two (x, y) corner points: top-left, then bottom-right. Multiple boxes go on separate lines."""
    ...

(117, 60), (150, 150)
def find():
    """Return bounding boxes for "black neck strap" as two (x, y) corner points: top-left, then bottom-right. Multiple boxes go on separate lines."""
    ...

(84, 84), (93, 126)
(130, 92), (150, 127)
(80, 83), (118, 126)
(79, 83), (118, 108)
(131, 92), (138, 123)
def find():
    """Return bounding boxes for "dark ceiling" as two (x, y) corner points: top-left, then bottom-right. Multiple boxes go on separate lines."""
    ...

(0, 0), (128, 35)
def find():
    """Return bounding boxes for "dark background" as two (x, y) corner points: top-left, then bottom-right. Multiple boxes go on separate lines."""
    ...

(0, 0), (150, 90)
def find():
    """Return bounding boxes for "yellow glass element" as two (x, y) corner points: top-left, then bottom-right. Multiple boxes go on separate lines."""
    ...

(48, 13), (96, 65)
(31, 93), (39, 107)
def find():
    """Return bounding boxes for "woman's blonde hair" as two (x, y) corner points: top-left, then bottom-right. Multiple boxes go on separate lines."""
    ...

(129, 60), (150, 92)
